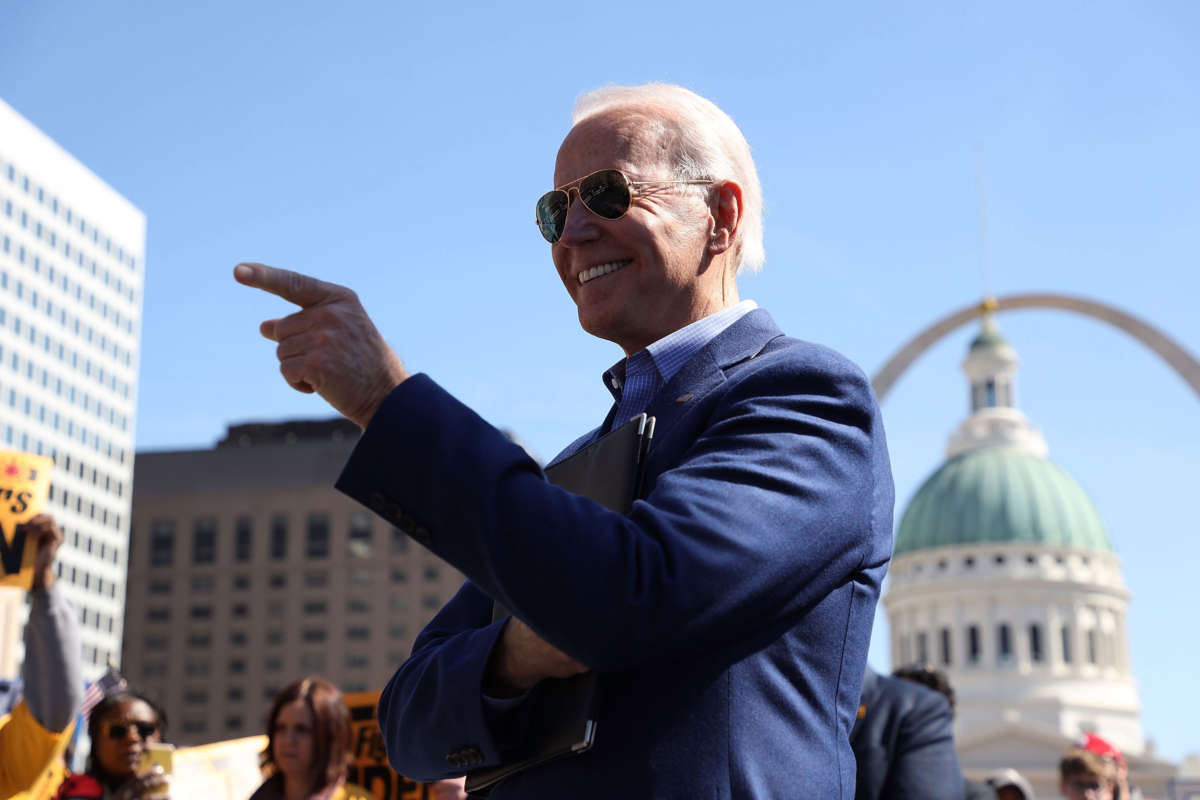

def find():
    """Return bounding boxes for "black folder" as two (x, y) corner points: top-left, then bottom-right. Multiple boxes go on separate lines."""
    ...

(464, 413), (656, 795)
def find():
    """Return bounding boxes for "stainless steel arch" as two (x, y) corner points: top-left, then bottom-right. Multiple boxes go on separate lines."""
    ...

(871, 293), (1200, 402)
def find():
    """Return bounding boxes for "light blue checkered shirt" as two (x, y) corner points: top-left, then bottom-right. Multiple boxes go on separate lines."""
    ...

(603, 300), (757, 429)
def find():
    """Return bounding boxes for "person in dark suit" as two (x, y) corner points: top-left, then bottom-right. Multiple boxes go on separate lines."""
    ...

(236, 83), (894, 798)
(851, 667), (968, 800)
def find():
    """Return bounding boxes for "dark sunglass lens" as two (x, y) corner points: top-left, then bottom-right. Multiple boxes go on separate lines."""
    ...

(536, 190), (569, 243)
(137, 723), (157, 738)
(108, 724), (129, 740)
(578, 170), (630, 219)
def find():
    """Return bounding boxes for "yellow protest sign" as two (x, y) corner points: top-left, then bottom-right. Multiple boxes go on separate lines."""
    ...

(344, 691), (434, 800)
(0, 451), (54, 590)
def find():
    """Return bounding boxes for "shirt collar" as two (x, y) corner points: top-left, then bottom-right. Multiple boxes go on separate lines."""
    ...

(602, 299), (758, 401)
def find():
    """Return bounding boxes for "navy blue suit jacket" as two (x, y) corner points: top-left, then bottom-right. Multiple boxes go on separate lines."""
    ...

(850, 668), (965, 800)
(337, 309), (894, 798)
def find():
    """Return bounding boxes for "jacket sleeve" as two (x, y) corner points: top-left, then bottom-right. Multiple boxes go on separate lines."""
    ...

(376, 580), (529, 780)
(340, 360), (887, 671)
(23, 583), (83, 731)
(881, 689), (963, 800)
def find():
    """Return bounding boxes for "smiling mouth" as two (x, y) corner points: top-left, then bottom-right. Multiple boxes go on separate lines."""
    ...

(578, 260), (631, 285)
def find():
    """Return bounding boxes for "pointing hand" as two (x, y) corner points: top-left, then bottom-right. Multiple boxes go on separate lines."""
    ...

(234, 262), (409, 427)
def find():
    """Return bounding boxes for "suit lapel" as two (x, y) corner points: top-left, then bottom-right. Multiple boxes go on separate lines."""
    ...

(643, 308), (784, 436)
(547, 309), (784, 467)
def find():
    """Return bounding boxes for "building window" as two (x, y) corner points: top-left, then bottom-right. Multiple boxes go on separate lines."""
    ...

(233, 574), (250, 591)
(348, 568), (370, 586)
(192, 518), (217, 564)
(232, 603), (249, 618)
(347, 626), (370, 641)
(230, 631), (247, 647)
(265, 657), (282, 672)
(149, 521), (175, 566)
(270, 515), (288, 560)
(266, 629), (284, 645)
(189, 605), (212, 620)
(422, 594), (441, 609)
(1029, 624), (1044, 663)
(227, 687), (244, 702)
(997, 624), (1012, 664)
(229, 659), (246, 674)
(388, 624), (407, 640)
(183, 690), (208, 705)
(306, 514), (330, 558)
(1061, 625), (1072, 664)
(390, 568), (407, 584)
(187, 633), (212, 648)
(144, 635), (168, 651)
(916, 631), (928, 665)
(304, 571), (328, 588)
(148, 580), (171, 595)
(939, 628), (952, 667)
(390, 527), (408, 554)
(143, 662), (167, 678)
(389, 596), (406, 611)
(235, 516), (253, 562)
(147, 607), (170, 623)
(347, 597), (369, 614)
(303, 600), (327, 615)
(225, 716), (242, 731)
(967, 625), (980, 664)
(182, 720), (207, 734)
(190, 576), (214, 592)
(302, 628), (326, 643)
(300, 652), (326, 671)
(423, 565), (440, 581)
(348, 511), (373, 558)
(1087, 630), (1098, 664)
(185, 660), (210, 677)
(346, 653), (369, 669)
(269, 573), (287, 589)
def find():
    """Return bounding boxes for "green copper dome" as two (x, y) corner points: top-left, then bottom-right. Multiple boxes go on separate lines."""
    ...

(895, 447), (1112, 556)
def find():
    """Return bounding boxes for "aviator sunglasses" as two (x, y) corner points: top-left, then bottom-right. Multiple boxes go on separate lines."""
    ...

(535, 169), (713, 244)
(104, 721), (158, 740)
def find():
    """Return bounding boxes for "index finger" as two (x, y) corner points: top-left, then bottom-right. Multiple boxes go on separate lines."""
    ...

(234, 262), (346, 308)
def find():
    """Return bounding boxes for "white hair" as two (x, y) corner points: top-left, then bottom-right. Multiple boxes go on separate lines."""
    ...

(572, 83), (765, 274)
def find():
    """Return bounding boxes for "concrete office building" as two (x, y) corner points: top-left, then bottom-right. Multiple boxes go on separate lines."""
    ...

(0, 98), (145, 680)
(124, 419), (465, 745)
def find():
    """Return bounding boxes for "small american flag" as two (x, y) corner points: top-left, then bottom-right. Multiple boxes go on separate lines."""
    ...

(80, 665), (127, 720)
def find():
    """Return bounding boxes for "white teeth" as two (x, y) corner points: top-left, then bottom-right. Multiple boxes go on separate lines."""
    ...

(578, 260), (629, 285)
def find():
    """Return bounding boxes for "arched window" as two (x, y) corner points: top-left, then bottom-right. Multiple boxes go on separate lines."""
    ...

(968, 625), (981, 665)
(1029, 623), (1044, 663)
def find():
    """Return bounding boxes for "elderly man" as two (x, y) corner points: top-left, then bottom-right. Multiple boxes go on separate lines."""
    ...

(236, 83), (893, 798)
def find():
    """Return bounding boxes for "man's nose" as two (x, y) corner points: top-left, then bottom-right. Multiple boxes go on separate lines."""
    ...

(556, 193), (601, 246)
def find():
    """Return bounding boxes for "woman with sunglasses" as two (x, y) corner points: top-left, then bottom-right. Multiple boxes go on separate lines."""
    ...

(54, 691), (169, 800)
(251, 677), (371, 800)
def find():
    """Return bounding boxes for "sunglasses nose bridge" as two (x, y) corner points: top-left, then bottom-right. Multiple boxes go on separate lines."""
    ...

(557, 189), (603, 245)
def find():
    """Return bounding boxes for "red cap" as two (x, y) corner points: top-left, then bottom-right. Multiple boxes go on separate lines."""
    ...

(1078, 733), (1126, 766)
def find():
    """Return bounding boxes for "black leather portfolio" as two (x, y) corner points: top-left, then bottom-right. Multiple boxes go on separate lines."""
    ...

(464, 413), (655, 795)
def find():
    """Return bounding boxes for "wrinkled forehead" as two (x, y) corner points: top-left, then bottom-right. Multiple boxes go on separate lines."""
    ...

(553, 108), (675, 187)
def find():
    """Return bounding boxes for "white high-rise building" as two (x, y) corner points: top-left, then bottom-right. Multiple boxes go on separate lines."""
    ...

(0, 98), (145, 681)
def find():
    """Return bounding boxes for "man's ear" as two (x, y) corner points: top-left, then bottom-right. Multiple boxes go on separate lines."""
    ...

(708, 180), (743, 256)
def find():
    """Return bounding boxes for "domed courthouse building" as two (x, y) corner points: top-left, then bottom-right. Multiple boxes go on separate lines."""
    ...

(883, 318), (1178, 797)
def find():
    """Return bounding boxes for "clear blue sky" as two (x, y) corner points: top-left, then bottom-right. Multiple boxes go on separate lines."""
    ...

(3, 0), (1197, 763)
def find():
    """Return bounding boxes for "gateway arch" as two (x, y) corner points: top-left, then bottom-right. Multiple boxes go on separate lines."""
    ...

(871, 293), (1200, 403)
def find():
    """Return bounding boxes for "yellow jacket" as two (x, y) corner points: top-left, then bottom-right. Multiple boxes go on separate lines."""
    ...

(0, 701), (73, 800)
